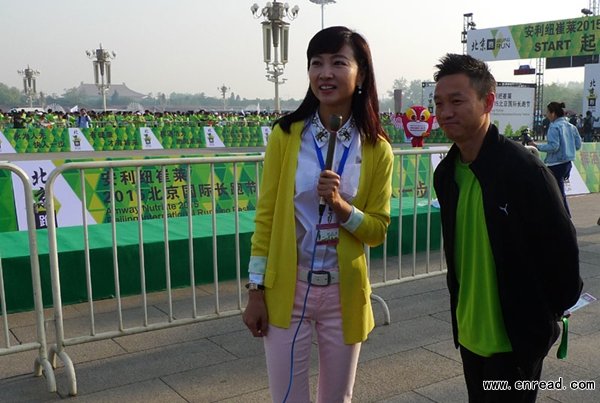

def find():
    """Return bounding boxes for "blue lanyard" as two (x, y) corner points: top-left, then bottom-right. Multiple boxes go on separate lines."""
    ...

(312, 134), (353, 176)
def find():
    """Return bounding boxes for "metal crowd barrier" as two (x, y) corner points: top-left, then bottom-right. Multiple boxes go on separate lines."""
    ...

(0, 162), (56, 392)
(44, 155), (263, 395)
(2, 146), (448, 395)
(367, 147), (449, 324)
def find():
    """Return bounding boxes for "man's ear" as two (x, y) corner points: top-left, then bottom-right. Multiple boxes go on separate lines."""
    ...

(484, 92), (496, 113)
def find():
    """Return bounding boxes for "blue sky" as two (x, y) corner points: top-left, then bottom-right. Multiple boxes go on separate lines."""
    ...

(0, 0), (592, 101)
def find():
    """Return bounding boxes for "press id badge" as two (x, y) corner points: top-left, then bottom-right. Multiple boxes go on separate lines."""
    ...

(316, 223), (339, 245)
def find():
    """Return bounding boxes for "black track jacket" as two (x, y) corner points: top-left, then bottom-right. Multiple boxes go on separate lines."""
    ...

(433, 124), (583, 362)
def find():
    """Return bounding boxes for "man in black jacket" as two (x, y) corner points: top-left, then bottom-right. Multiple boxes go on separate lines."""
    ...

(432, 53), (582, 403)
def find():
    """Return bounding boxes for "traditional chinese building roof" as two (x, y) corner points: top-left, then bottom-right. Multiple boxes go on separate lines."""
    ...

(76, 82), (146, 99)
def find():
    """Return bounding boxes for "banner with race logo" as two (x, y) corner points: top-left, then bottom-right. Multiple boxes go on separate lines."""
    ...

(467, 16), (600, 61)
(4, 157), (260, 232)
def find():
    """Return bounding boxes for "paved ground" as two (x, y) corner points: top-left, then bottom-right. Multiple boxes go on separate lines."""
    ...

(1, 193), (599, 402)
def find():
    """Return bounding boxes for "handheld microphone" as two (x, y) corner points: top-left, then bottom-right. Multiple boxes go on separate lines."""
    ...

(319, 115), (343, 218)
(324, 115), (342, 170)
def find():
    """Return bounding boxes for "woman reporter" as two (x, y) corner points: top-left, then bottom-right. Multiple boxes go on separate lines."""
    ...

(242, 26), (393, 403)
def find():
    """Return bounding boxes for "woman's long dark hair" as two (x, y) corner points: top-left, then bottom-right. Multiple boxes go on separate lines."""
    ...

(276, 26), (388, 144)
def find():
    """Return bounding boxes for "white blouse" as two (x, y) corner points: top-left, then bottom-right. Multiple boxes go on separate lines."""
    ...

(294, 113), (362, 270)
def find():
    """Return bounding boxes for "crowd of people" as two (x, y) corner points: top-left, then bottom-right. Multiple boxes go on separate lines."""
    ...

(0, 107), (402, 134)
(0, 108), (282, 131)
(539, 110), (599, 142)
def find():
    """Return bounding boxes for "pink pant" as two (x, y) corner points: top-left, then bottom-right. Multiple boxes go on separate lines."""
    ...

(264, 274), (361, 403)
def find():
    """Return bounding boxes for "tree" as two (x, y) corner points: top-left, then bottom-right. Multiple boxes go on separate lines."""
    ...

(387, 78), (426, 112)
(542, 81), (583, 113)
(0, 83), (25, 108)
(60, 87), (86, 108)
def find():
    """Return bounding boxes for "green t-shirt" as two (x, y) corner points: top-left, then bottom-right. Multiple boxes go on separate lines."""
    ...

(454, 158), (512, 357)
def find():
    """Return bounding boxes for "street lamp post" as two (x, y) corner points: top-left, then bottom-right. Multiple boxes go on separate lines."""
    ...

(251, 1), (299, 113)
(17, 65), (40, 108)
(86, 44), (116, 111)
(218, 84), (230, 110)
(461, 13), (476, 55)
(309, 0), (336, 30)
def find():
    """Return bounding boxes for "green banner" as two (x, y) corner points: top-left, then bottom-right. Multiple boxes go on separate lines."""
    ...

(56, 157), (260, 225)
(576, 142), (600, 193)
(0, 169), (17, 232)
(392, 153), (436, 200)
(79, 161), (259, 223)
(468, 16), (600, 61)
(0, 157), (260, 233)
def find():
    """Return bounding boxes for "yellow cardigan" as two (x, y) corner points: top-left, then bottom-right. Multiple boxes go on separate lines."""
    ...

(251, 120), (393, 344)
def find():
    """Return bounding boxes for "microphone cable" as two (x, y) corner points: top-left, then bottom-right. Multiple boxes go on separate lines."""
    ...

(281, 115), (342, 403)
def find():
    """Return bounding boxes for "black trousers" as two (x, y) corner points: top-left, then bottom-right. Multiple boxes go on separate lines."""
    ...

(459, 345), (544, 403)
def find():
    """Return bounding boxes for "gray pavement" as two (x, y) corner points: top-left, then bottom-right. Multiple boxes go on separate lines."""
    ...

(1, 193), (599, 402)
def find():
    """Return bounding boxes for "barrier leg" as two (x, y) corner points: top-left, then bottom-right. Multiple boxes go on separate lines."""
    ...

(371, 293), (390, 325)
(35, 357), (57, 393)
(49, 345), (78, 396)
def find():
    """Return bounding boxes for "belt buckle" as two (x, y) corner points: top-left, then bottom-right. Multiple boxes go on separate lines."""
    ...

(308, 270), (330, 286)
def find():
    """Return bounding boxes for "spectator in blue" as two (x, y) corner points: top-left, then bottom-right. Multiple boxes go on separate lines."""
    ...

(529, 102), (582, 216)
(76, 108), (92, 128)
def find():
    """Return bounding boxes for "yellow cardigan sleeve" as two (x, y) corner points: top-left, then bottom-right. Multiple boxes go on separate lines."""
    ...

(351, 138), (393, 247)
(250, 125), (285, 263)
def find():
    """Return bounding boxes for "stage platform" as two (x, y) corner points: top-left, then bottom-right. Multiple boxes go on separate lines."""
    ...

(0, 199), (440, 313)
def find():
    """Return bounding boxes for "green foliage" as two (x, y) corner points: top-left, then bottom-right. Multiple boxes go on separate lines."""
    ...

(0, 83), (25, 107)
(0, 79), (586, 114)
(60, 86), (87, 106)
(542, 81), (584, 113)
(387, 78), (426, 111)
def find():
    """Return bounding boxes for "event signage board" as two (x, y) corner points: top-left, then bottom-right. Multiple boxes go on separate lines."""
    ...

(6, 158), (260, 232)
(583, 63), (600, 127)
(203, 126), (226, 148)
(467, 16), (600, 61)
(67, 128), (95, 151)
(11, 160), (97, 231)
(139, 127), (164, 150)
(492, 82), (536, 136)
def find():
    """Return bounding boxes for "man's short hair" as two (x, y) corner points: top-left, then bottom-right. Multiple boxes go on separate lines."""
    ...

(434, 53), (496, 100)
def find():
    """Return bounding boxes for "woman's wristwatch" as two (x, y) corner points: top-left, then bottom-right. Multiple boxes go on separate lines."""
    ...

(245, 283), (265, 291)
